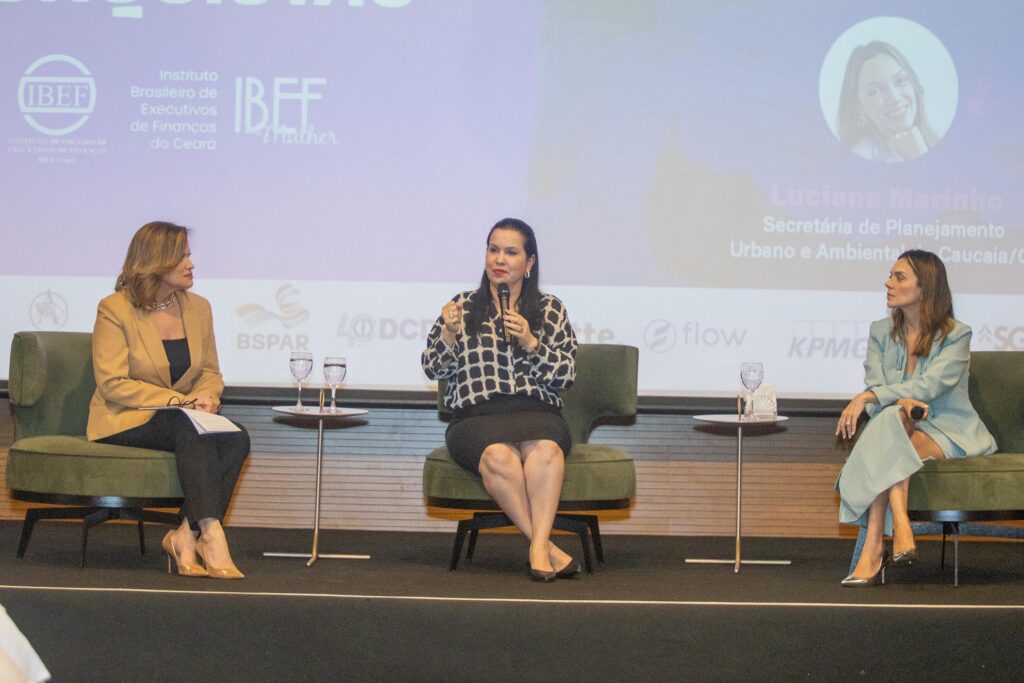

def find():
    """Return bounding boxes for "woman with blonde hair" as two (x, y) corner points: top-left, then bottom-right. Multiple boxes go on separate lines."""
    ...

(88, 221), (249, 579)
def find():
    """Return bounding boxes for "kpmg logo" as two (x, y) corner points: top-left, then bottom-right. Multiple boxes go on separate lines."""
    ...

(235, 284), (309, 351)
(788, 320), (868, 359)
(643, 319), (747, 353)
(19, 55), (96, 136)
(974, 325), (1024, 351)
(30, 290), (68, 330)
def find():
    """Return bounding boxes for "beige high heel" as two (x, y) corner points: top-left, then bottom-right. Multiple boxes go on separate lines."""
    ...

(196, 538), (245, 579)
(162, 530), (208, 577)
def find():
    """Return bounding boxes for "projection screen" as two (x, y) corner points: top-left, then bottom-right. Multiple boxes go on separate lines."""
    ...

(2, 0), (1022, 398)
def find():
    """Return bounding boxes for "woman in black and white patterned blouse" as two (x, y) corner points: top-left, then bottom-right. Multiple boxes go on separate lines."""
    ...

(422, 218), (579, 582)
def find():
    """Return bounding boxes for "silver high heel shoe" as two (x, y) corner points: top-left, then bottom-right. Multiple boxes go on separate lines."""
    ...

(841, 550), (890, 587)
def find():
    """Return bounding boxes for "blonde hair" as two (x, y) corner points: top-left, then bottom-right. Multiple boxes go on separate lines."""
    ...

(115, 222), (190, 309)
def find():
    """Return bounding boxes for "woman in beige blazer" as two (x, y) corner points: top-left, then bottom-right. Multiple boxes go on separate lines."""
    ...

(88, 222), (250, 579)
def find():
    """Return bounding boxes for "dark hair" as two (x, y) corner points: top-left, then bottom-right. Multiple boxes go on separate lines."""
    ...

(464, 218), (542, 336)
(836, 41), (938, 151)
(890, 249), (954, 357)
(115, 221), (190, 309)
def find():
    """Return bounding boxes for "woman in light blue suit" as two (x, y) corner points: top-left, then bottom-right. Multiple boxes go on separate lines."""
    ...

(835, 250), (996, 586)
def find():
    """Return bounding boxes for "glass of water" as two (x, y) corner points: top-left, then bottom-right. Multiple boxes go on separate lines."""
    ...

(289, 352), (313, 408)
(323, 357), (347, 412)
(739, 362), (764, 417)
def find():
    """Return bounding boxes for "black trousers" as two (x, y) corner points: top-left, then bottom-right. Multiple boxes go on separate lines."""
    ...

(99, 410), (250, 526)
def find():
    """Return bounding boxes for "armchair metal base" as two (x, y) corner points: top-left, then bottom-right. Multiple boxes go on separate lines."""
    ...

(12, 490), (184, 568)
(429, 497), (630, 574)
(908, 509), (1024, 586)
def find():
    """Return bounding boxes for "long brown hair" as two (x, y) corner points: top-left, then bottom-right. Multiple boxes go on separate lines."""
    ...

(890, 249), (954, 357)
(115, 221), (190, 309)
(836, 41), (939, 152)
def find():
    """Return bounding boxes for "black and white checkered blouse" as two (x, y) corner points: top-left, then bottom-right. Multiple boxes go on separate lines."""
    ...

(421, 290), (577, 410)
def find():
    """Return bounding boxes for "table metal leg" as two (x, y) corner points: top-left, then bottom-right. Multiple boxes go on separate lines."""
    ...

(685, 422), (791, 570)
(734, 424), (742, 573)
(264, 417), (371, 564)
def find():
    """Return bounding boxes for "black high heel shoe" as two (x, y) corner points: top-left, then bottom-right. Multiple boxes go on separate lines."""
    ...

(530, 568), (557, 583)
(893, 547), (918, 565)
(841, 550), (890, 587)
(555, 559), (582, 580)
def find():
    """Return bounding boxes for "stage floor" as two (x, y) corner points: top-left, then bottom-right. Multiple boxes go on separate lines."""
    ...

(2, 522), (1023, 681)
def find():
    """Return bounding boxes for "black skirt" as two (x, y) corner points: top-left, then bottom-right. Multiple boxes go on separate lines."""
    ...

(446, 394), (572, 476)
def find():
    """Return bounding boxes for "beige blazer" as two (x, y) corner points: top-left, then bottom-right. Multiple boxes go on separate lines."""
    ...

(87, 289), (225, 441)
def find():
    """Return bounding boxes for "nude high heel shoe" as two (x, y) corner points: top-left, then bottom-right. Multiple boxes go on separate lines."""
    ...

(196, 538), (245, 579)
(162, 530), (208, 578)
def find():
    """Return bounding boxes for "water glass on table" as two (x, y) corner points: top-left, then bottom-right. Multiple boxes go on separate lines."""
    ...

(323, 357), (347, 412)
(289, 352), (313, 407)
(739, 362), (763, 418)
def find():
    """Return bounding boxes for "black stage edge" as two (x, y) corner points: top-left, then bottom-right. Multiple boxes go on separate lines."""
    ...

(2, 522), (1024, 681)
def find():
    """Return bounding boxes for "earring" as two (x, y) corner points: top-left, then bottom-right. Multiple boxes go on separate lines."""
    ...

(525, 270), (531, 279)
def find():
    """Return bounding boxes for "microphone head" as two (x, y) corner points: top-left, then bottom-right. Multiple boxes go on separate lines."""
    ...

(497, 283), (510, 304)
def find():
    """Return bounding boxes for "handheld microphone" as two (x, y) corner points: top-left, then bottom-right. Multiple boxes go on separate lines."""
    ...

(909, 406), (925, 421)
(497, 283), (511, 343)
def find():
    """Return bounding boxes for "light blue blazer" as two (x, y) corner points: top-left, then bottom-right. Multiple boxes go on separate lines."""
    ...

(863, 317), (996, 457)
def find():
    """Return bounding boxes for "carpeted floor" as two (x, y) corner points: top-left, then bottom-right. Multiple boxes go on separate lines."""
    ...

(2, 521), (1024, 681)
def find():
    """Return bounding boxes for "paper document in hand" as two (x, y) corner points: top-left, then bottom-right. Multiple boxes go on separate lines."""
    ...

(179, 408), (241, 434)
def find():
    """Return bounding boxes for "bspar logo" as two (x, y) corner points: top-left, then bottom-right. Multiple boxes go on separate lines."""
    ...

(19, 55), (96, 136)
(30, 290), (68, 330)
(235, 284), (310, 351)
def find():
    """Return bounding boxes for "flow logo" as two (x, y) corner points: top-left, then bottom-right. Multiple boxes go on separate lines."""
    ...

(644, 319), (747, 354)
(643, 319), (676, 354)
(19, 55), (96, 136)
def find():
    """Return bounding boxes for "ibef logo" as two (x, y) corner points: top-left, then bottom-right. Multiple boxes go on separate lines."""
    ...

(19, 55), (96, 136)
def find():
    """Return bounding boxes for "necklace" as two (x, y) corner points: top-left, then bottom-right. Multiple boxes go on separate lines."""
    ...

(151, 292), (177, 310)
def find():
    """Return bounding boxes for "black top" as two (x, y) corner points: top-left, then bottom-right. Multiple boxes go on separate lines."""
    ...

(162, 338), (191, 386)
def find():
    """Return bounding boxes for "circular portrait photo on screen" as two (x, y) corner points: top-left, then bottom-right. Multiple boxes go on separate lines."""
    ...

(820, 17), (958, 163)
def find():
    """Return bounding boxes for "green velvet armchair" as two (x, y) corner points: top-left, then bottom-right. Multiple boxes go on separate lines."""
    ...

(908, 351), (1024, 585)
(6, 331), (183, 567)
(422, 344), (638, 572)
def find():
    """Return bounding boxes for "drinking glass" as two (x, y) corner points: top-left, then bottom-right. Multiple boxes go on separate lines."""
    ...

(323, 357), (347, 412)
(739, 362), (764, 417)
(289, 352), (313, 408)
